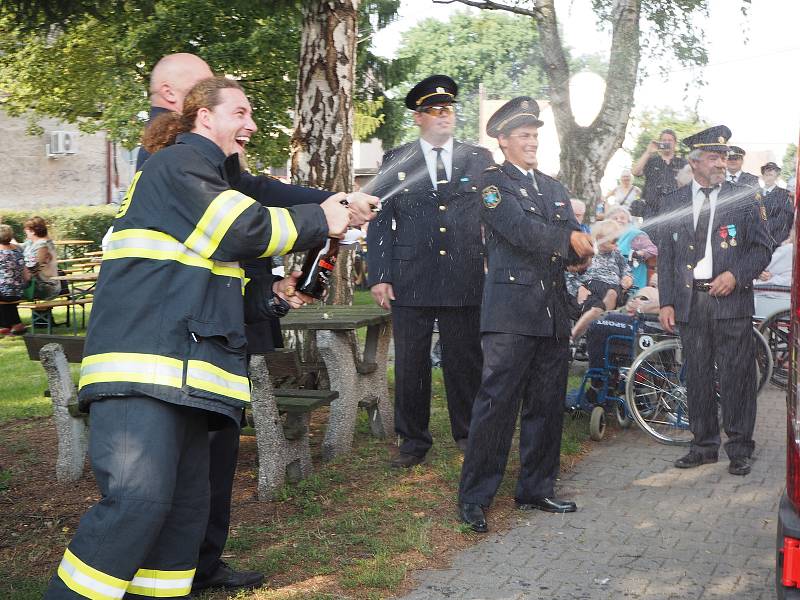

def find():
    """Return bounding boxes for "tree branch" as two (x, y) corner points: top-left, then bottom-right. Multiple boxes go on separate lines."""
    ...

(432, 0), (539, 18)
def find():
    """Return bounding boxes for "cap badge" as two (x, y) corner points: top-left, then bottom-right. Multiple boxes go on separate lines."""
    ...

(521, 100), (529, 109)
(718, 136), (725, 143)
(436, 87), (445, 93)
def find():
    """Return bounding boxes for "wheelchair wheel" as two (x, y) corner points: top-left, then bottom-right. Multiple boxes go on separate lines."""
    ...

(615, 402), (632, 429)
(625, 339), (692, 445)
(753, 326), (773, 394)
(758, 309), (790, 390)
(589, 405), (606, 441)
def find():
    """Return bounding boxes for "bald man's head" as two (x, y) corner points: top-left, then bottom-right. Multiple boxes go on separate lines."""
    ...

(149, 53), (213, 112)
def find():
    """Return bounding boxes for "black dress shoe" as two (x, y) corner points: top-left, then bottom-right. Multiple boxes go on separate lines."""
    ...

(674, 451), (718, 469)
(390, 452), (426, 469)
(191, 561), (264, 592)
(729, 457), (752, 476)
(458, 502), (488, 533)
(516, 497), (577, 513)
(456, 438), (469, 453)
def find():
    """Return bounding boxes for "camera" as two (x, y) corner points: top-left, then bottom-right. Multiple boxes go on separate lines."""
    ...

(656, 141), (671, 150)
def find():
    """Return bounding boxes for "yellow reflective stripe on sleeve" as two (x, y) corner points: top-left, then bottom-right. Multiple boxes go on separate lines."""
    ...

(58, 548), (129, 600)
(105, 229), (244, 280)
(260, 207), (298, 257)
(116, 171), (142, 220)
(127, 567), (196, 597)
(184, 190), (255, 259)
(79, 353), (184, 390)
(186, 360), (250, 402)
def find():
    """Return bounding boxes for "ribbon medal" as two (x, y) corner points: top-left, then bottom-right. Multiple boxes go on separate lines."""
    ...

(727, 224), (737, 247)
(718, 226), (728, 249)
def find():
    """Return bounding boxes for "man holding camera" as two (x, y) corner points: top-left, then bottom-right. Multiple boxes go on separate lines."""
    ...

(632, 128), (688, 223)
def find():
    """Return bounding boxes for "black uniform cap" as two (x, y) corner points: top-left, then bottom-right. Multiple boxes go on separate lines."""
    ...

(727, 145), (746, 158)
(682, 125), (732, 154)
(405, 75), (458, 110)
(761, 161), (781, 174)
(486, 96), (544, 138)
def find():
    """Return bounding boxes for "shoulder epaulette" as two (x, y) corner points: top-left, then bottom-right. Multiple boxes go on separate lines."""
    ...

(484, 164), (501, 172)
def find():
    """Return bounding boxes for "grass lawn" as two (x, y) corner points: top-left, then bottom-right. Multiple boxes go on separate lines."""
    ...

(0, 299), (593, 600)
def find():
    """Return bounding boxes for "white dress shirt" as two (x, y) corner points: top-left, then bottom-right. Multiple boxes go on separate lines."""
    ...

(691, 179), (719, 279)
(763, 185), (776, 195)
(512, 163), (539, 192)
(728, 171), (741, 183)
(419, 137), (453, 189)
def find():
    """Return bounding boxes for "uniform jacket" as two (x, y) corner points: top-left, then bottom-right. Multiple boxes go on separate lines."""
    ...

(758, 186), (794, 249)
(366, 139), (493, 306)
(479, 161), (581, 338)
(657, 181), (772, 322)
(733, 171), (760, 188)
(79, 133), (328, 423)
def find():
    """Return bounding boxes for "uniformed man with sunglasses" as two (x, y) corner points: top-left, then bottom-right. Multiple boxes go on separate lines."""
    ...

(366, 75), (493, 468)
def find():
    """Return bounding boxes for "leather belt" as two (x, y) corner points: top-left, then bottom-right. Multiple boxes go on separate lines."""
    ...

(693, 279), (712, 292)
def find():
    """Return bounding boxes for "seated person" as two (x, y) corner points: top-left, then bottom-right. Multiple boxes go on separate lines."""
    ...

(606, 206), (658, 291)
(570, 198), (591, 233)
(0, 224), (30, 335)
(570, 220), (633, 340)
(22, 216), (60, 300)
(754, 235), (793, 319)
(585, 286), (661, 373)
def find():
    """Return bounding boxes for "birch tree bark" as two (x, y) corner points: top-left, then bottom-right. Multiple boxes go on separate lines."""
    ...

(291, 0), (359, 305)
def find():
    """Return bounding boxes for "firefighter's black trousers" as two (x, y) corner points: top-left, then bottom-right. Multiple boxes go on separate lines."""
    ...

(44, 396), (210, 599)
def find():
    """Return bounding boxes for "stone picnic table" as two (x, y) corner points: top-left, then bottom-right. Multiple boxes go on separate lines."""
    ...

(24, 304), (393, 499)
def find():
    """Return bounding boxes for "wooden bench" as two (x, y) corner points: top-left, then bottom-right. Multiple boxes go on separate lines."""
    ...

(19, 297), (92, 334)
(24, 335), (338, 495)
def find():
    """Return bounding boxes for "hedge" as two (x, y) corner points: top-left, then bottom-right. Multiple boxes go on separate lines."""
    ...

(0, 206), (117, 252)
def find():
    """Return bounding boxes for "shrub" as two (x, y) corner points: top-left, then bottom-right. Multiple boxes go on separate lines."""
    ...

(0, 206), (117, 251)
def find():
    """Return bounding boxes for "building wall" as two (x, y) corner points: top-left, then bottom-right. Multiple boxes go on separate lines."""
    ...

(0, 110), (137, 210)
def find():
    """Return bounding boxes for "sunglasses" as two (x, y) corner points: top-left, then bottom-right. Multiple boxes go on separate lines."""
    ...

(419, 105), (455, 116)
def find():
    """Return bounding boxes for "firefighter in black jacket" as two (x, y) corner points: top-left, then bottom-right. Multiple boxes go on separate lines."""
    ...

(456, 97), (594, 533)
(759, 161), (794, 250)
(45, 77), (376, 600)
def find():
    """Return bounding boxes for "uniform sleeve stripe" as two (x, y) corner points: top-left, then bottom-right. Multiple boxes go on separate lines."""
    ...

(260, 207), (298, 257)
(79, 353), (184, 391)
(184, 190), (255, 259)
(186, 360), (251, 402)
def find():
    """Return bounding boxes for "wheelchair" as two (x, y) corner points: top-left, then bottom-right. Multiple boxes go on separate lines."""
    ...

(567, 311), (773, 444)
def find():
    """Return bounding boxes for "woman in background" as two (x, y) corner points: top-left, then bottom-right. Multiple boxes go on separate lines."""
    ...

(22, 216), (60, 300)
(0, 224), (29, 335)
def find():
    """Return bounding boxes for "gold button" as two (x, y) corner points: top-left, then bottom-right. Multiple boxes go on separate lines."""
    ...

(689, 245), (694, 251)
(509, 276), (515, 281)
(439, 227), (446, 233)
(439, 205), (446, 211)
(686, 284), (691, 288)
(439, 250), (446, 255)
(686, 265), (692, 269)
(551, 256), (557, 262)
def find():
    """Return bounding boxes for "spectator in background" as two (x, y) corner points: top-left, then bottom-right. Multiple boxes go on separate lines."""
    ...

(631, 129), (688, 223)
(607, 206), (658, 291)
(605, 168), (641, 210)
(0, 224), (29, 335)
(22, 216), (60, 300)
(725, 146), (759, 187)
(570, 199), (591, 233)
(759, 162), (794, 250)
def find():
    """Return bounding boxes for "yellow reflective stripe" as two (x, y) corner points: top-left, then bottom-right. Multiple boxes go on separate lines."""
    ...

(260, 207), (298, 257)
(186, 360), (250, 402)
(184, 190), (255, 259)
(116, 171), (142, 220)
(127, 567), (195, 597)
(79, 353), (183, 390)
(58, 548), (129, 600)
(105, 229), (244, 280)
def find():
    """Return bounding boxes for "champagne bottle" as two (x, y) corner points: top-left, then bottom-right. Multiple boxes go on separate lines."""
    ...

(297, 237), (340, 299)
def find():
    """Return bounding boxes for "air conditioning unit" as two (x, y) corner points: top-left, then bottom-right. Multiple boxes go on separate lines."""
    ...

(46, 131), (78, 157)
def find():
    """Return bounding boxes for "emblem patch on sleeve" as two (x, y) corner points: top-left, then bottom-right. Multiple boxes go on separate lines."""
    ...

(482, 185), (501, 209)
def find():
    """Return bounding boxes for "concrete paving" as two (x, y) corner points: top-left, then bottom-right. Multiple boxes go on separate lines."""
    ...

(397, 386), (786, 599)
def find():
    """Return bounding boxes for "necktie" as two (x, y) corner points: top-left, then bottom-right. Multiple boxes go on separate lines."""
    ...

(694, 187), (713, 265)
(526, 171), (539, 192)
(433, 147), (448, 187)
(729, 174), (736, 183)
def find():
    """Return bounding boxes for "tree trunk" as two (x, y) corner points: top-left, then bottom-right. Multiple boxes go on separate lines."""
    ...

(535, 0), (640, 211)
(291, 0), (358, 306)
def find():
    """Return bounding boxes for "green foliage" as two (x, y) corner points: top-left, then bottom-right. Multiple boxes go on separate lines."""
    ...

(354, 97), (386, 140)
(389, 10), (546, 145)
(783, 143), (797, 178)
(630, 107), (710, 159)
(0, 206), (117, 250)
